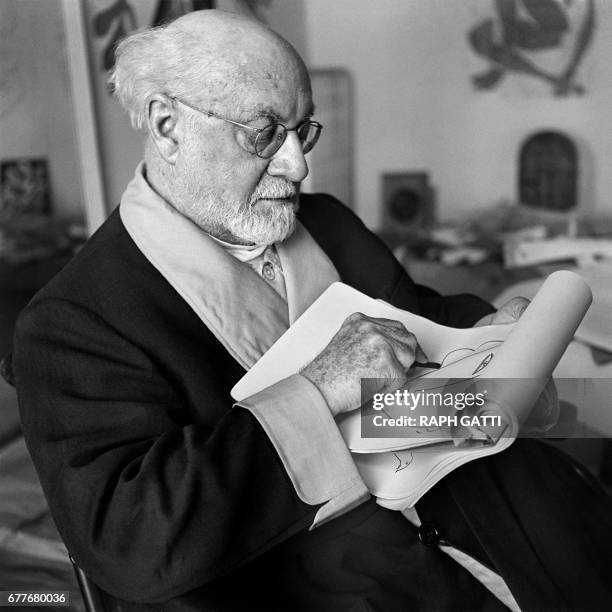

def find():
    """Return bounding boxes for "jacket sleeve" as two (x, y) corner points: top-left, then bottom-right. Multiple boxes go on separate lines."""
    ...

(392, 273), (497, 329)
(14, 297), (318, 603)
(300, 193), (496, 328)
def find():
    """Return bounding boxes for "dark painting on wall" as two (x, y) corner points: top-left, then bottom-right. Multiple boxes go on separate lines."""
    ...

(381, 172), (434, 235)
(0, 158), (51, 219)
(92, 0), (214, 72)
(468, 0), (596, 96)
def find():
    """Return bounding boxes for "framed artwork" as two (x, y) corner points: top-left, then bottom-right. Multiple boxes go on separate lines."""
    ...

(381, 172), (434, 234)
(0, 158), (51, 219)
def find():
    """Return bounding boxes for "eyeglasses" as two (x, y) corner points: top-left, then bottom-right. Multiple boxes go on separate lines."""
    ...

(172, 97), (323, 159)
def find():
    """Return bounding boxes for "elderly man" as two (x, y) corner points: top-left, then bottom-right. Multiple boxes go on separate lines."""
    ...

(13, 9), (612, 612)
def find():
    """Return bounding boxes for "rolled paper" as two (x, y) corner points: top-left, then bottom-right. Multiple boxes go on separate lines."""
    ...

(473, 270), (592, 425)
(481, 270), (592, 379)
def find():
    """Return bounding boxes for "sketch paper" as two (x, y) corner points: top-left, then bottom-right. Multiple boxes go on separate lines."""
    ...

(232, 270), (592, 507)
(232, 285), (515, 400)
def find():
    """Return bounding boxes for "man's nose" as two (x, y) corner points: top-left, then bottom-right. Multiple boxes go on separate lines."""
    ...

(266, 132), (309, 182)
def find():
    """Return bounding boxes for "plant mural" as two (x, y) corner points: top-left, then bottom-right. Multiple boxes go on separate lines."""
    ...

(91, 0), (213, 73)
(92, 0), (137, 72)
(468, 0), (596, 96)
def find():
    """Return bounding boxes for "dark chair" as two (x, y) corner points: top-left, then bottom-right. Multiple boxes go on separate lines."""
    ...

(70, 556), (123, 612)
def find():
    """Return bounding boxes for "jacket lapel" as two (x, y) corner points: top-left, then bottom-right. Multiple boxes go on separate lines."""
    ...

(119, 165), (339, 368)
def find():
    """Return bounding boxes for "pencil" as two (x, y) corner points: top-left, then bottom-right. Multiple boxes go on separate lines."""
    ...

(412, 361), (441, 370)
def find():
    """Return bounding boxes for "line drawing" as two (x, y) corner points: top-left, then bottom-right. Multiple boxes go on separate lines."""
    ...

(437, 340), (504, 368)
(404, 341), (504, 387)
(471, 352), (494, 375)
(393, 452), (413, 472)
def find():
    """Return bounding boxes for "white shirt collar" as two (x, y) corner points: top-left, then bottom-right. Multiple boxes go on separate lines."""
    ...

(206, 234), (267, 263)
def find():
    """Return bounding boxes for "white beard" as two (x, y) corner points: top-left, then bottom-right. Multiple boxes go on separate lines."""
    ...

(175, 169), (299, 245)
(226, 197), (298, 245)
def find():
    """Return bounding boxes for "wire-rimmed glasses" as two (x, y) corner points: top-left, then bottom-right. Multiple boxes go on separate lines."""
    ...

(172, 97), (323, 159)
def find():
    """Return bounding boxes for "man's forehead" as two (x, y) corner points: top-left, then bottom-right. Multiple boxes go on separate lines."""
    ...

(224, 62), (313, 122)
(239, 98), (315, 123)
(171, 11), (313, 120)
(178, 14), (306, 83)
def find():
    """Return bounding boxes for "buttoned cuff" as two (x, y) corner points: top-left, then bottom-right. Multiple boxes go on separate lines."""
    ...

(236, 373), (370, 529)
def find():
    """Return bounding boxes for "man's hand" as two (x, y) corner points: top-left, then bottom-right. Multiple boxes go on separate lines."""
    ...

(301, 313), (425, 416)
(474, 296), (530, 327)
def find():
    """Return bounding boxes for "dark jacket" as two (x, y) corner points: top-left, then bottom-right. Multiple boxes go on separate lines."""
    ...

(14, 194), (611, 611)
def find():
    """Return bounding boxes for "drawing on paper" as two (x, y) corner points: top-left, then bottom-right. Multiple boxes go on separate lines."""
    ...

(393, 452), (413, 472)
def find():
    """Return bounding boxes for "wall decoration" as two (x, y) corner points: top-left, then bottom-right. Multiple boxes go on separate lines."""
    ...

(519, 131), (577, 211)
(468, 0), (596, 96)
(0, 158), (51, 219)
(381, 172), (434, 235)
(91, 0), (214, 73)
(92, 0), (137, 71)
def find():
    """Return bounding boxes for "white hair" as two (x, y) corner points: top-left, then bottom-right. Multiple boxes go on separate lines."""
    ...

(108, 23), (233, 130)
(109, 12), (304, 133)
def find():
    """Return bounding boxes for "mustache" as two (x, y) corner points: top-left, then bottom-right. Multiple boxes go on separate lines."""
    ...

(251, 179), (297, 202)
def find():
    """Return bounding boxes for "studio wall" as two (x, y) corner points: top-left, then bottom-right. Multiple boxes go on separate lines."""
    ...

(0, 0), (84, 221)
(303, 0), (612, 227)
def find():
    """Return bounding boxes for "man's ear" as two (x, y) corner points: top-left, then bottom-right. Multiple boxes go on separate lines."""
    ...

(146, 94), (181, 164)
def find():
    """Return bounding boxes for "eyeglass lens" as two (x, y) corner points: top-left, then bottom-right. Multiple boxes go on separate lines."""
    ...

(255, 121), (321, 158)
